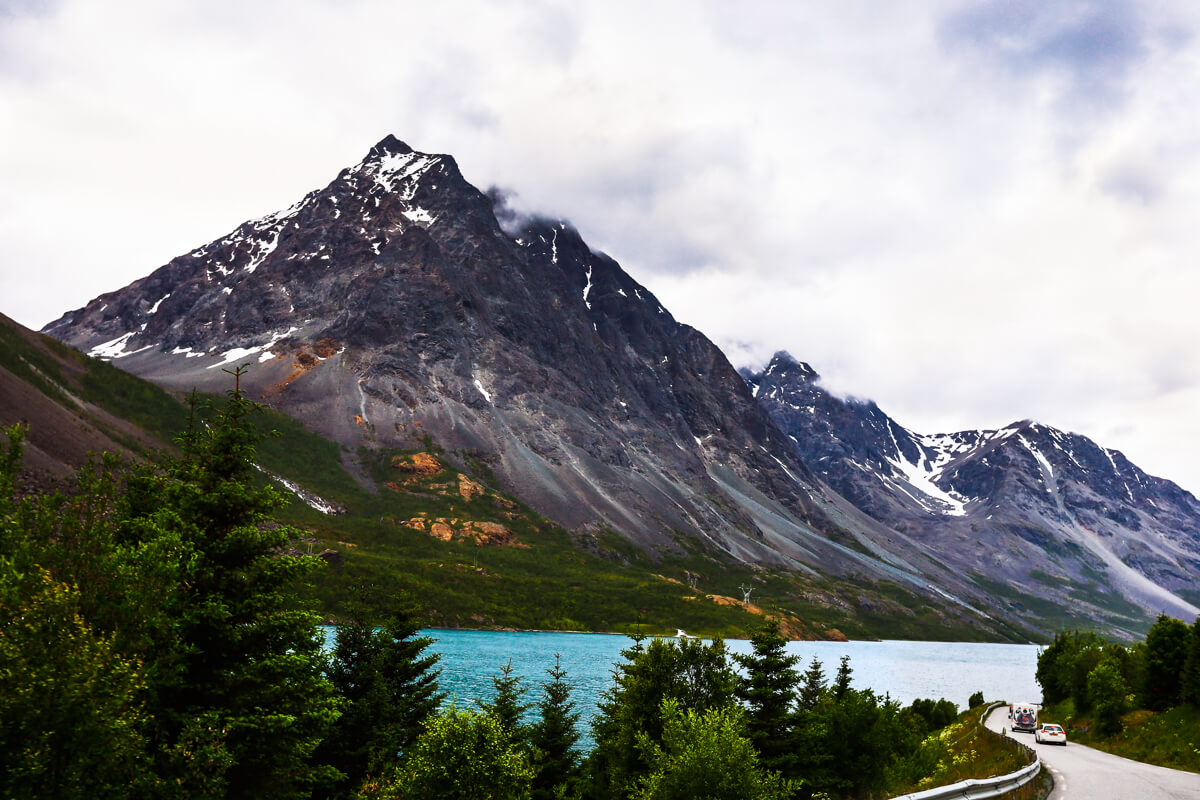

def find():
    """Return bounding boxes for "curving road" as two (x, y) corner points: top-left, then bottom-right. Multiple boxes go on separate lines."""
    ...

(983, 706), (1199, 799)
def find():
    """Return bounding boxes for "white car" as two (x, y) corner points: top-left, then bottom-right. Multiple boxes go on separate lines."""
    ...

(1034, 723), (1067, 745)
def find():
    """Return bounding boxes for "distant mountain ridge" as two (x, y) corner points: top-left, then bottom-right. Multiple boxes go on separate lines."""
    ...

(40, 135), (1200, 638)
(744, 351), (1200, 629)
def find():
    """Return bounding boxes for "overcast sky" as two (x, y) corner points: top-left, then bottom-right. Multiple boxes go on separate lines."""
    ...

(4, 0), (1200, 494)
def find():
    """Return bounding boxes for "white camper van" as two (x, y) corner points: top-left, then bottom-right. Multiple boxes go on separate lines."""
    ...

(1011, 702), (1039, 733)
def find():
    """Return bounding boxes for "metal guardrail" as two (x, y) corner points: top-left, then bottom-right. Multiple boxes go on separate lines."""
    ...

(889, 701), (1043, 800)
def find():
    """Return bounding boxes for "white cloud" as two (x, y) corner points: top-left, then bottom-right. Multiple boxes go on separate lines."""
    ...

(3, 0), (1200, 495)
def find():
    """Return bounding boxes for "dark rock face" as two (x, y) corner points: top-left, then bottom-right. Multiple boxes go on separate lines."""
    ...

(43, 138), (852, 571)
(746, 351), (1200, 634)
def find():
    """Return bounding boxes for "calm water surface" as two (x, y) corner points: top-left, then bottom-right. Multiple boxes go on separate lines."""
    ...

(328, 628), (1042, 734)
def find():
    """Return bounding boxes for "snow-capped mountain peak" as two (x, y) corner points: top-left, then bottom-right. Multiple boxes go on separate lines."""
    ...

(745, 353), (1200, 634)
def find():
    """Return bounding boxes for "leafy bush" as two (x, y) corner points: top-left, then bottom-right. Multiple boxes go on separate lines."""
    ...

(0, 561), (150, 800)
(1143, 615), (1191, 711)
(373, 706), (534, 800)
(1088, 658), (1130, 736)
(630, 700), (797, 800)
(908, 698), (959, 735)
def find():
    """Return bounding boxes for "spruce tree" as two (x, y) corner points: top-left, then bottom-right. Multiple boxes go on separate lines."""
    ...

(369, 598), (445, 760)
(116, 369), (341, 798)
(735, 618), (800, 775)
(833, 654), (853, 700)
(481, 659), (531, 748)
(791, 657), (832, 798)
(796, 656), (826, 712)
(529, 654), (582, 800)
(320, 591), (443, 795)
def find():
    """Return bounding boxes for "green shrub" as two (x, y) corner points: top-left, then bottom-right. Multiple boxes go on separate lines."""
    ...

(631, 700), (797, 800)
(378, 706), (533, 800)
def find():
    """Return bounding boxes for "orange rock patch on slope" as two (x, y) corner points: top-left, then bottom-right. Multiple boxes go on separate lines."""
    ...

(402, 516), (526, 547)
(391, 452), (443, 477)
(458, 475), (485, 501)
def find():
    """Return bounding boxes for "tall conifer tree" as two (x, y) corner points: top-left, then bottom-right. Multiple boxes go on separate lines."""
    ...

(481, 659), (530, 748)
(117, 368), (341, 798)
(321, 591), (443, 795)
(735, 618), (800, 775)
(530, 654), (582, 800)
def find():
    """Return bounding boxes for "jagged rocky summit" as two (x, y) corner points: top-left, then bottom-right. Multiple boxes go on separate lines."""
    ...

(44, 136), (1200, 637)
(744, 351), (1200, 629)
(44, 137), (876, 569)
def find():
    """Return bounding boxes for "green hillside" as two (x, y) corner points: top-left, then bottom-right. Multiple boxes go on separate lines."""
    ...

(1, 317), (1031, 641)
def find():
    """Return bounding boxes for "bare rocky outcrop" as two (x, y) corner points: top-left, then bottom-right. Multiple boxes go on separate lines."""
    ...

(405, 515), (523, 547)
(457, 475), (485, 501)
(391, 452), (443, 478)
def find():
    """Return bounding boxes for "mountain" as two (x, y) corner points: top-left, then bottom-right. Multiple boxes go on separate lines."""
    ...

(44, 136), (837, 559)
(39, 135), (1198, 639)
(43, 136), (1014, 634)
(745, 351), (1200, 635)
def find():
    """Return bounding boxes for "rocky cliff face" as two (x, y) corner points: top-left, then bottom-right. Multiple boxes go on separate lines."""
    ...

(43, 137), (883, 577)
(746, 351), (1200, 634)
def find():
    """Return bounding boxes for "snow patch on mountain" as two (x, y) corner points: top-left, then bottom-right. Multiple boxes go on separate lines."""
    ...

(255, 466), (341, 515)
(884, 422), (970, 516)
(367, 151), (439, 200)
(402, 207), (435, 225)
(1020, 435), (1055, 482)
(147, 294), (171, 315)
(204, 326), (299, 369)
(89, 331), (153, 360)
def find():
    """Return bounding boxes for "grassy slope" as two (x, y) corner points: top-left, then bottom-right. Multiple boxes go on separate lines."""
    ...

(0, 318), (190, 453)
(254, 404), (1026, 640)
(2, 321), (1032, 641)
(1041, 699), (1200, 773)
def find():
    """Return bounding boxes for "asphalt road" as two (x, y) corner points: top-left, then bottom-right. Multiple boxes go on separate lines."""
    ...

(984, 706), (1199, 799)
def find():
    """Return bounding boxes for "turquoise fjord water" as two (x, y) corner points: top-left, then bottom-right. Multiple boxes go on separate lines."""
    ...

(323, 628), (1042, 734)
